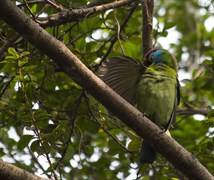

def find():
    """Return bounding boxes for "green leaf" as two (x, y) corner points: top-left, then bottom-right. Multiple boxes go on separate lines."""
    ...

(63, 144), (75, 161)
(0, 1), (214, 179)
(164, 22), (176, 30)
(207, 110), (214, 118)
(18, 57), (29, 67)
(15, 75), (24, 81)
(30, 140), (40, 153)
(0, 100), (7, 108)
(21, 51), (30, 57)
(34, 109), (52, 120)
(8, 47), (19, 59)
(161, 31), (168, 37)
(17, 135), (34, 150)
(128, 139), (141, 152)
(0, 148), (5, 156)
(5, 55), (16, 60)
(108, 139), (123, 156)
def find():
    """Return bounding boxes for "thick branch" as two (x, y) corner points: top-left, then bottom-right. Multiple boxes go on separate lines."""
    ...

(0, 159), (49, 180)
(141, 0), (154, 56)
(39, 0), (139, 27)
(0, 1), (213, 180)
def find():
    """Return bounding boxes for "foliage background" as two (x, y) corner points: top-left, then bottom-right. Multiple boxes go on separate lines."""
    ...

(0, 0), (213, 179)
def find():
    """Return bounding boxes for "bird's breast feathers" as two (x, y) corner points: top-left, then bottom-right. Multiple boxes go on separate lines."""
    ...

(136, 66), (177, 127)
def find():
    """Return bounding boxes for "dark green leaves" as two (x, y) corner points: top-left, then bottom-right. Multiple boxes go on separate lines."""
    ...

(0, 1), (213, 179)
(17, 135), (34, 151)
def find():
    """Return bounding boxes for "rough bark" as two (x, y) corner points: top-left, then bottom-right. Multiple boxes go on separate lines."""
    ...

(142, 0), (154, 56)
(0, 0), (213, 180)
(38, 0), (139, 27)
(0, 159), (49, 180)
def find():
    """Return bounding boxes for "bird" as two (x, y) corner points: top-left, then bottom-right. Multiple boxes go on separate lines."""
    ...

(99, 49), (180, 164)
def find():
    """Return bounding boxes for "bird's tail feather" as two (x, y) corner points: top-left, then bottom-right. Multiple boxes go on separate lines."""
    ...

(139, 141), (157, 164)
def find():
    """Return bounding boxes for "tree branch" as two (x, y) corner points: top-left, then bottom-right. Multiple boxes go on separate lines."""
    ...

(0, 1), (213, 179)
(177, 107), (211, 116)
(17, 0), (46, 7)
(38, 0), (139, 27)
(0, 159), (49, 180)
(141, 0), (154, 56)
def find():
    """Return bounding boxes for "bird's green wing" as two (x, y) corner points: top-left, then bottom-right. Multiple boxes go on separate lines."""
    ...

(176, 78), (181, 105)
(165, 78), (180, 130)
(99, 56), (144, 105)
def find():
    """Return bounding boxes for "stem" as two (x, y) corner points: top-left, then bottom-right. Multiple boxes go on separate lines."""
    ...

(141, 0), (154, 57)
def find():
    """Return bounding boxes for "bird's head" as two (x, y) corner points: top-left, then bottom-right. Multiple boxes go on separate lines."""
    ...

(144, 49), (178, 71)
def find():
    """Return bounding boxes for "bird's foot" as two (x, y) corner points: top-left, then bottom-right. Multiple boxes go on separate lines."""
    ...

(142, 112), (149, 117)
(159, 128), (171, 137)
(160, 127), (166, 133)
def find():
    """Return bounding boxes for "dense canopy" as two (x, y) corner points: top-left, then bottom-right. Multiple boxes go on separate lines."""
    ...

(0, 0), (213, 179)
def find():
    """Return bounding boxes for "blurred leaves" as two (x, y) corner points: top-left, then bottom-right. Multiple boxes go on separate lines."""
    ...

(0, 0), (214, 179)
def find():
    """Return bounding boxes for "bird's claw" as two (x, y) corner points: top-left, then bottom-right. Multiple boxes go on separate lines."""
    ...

(143, 112), (149, 117)
(159, 127), (167, 134)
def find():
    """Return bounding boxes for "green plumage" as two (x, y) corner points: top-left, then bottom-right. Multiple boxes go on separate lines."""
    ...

(137, 64), (177, 128)
(99, 49), (180, 164)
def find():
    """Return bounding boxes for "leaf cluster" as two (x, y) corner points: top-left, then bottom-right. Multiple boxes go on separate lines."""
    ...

(0, 0), (213, 179)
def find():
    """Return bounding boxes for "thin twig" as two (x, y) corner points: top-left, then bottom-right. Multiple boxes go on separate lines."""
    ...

(176, 107), (211, 116)
(114, 9), (125, 55)
(0, 34), (21, 61)
(23, 0), (37, 21)
(0, 76), (15, 98)
(54, 91), (84, 170)
(1, 1), (213, 178)
(19, 69), (58, 179)
(39, 0), (139, 27)
(95, 2), (139, 71)
(44, 0), (62, 10)
(84, 94), (133, 153)
(18, 0), (45, 7)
